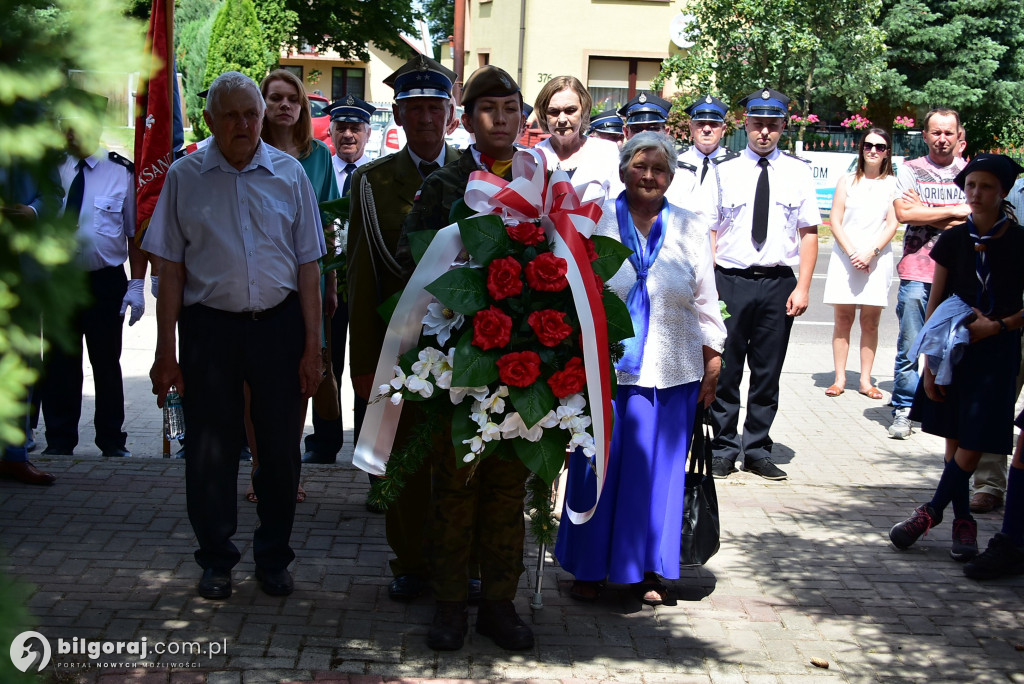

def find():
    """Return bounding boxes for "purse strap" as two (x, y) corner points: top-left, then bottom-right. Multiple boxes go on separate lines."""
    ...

(687, 406), (714, 478)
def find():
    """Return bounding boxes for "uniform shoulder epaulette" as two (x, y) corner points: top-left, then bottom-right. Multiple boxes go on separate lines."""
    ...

(359, 153), (396, 176)
(676, 159), (697, 173)
(712, 149), (740, 166)
(108, 150), (134, 173)
(782, 150), (811, 163)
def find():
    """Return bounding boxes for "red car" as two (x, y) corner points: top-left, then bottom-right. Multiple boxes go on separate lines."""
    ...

(310, 93), (334, 154)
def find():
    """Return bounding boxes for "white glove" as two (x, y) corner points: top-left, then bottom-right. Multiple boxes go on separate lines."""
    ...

(150, 274), (159, 298)
(120, 278), (145, 325)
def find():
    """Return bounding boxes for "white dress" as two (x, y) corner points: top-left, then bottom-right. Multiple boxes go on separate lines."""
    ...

(823, 174), (897, 306)
(535, 136), (623, 204)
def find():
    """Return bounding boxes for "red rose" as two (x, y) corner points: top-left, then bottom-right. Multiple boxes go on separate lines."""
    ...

(528, 309), (573, 347)
(525, 252), (569, 292)
(472, 305), (513, 350)
(507, 222), (546, 246)
(592, 271), (604, 292)
(547, 357), (587, 398)
(497, 351), (542, 387)
(486, 256), (523, 300)
(582, 237), (599, 262)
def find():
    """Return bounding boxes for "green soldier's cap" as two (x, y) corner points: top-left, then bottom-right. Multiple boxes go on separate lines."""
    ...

(384, 54), (457, 100)
(461, 65), (520, 108)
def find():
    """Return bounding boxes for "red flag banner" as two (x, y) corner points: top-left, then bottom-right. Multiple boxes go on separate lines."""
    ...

(133, 0), (175, 244)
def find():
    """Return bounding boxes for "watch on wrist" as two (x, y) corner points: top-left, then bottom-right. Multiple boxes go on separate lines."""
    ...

(998, 318), (1009, 333)
(873, 247), (881, 256)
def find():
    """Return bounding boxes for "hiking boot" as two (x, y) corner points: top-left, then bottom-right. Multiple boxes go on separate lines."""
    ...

(712, 457), (736, 479)
(964, 533), (1024, 580)
(888, 414), (913, 440)
(744, 457), (787, 481)
(950, 518), (979, 561)
(427, 601), (468, 651)
(889, 504), (942, 549)
(475, 599), (534, 650)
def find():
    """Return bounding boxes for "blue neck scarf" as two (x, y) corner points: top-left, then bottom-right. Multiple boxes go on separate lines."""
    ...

(968, 212), (1007, 315)
(615, 191), (669, 374)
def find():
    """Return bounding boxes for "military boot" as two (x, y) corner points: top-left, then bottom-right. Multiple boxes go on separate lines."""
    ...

(475, 599), (534, 650)
(427, 600), (468, 651)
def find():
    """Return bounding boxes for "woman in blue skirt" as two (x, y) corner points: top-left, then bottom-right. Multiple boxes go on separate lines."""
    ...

(890, 154), (1024, 562)
(555, 132), (726, 604)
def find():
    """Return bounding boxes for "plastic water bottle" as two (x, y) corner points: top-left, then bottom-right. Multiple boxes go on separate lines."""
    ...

(164, 389), (185, 441)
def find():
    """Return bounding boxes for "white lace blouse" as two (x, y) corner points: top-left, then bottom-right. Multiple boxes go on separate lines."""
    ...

(594, 199), (726, 389)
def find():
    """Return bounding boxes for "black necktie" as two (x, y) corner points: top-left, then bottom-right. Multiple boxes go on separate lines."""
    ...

(66, 159), (86, 223)
(418, 160), (440, 179)
(701, 155), (709, 184)
(341, 162), (357, 197)
(752, 157), (770, 249)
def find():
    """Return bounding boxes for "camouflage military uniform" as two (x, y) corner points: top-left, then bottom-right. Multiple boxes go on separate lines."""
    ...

(347, 143), (460, 579)
(400, 151), (530, 603)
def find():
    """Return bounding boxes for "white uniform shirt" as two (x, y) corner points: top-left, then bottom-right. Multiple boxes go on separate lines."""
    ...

(596, 200), (727, 389)
(59, 149), (136, 272)
(332, 152), (372, 194)
(143, 140), (326, 312)
(710, 146), (821, 269)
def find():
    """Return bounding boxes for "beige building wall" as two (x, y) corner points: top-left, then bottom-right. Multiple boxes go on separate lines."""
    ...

(280, 43), (411, 106)
(462, 0), (692, 110)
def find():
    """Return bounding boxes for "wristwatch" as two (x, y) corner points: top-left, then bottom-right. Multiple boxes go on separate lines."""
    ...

(873, 247), (881, 256)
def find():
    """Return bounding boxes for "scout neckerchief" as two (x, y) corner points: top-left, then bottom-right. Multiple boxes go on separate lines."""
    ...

(968, 212), (1008, 315)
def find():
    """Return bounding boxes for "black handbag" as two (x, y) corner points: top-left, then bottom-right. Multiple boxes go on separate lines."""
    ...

(681, 407), (721, 566)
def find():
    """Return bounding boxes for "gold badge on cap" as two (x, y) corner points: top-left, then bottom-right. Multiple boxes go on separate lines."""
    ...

(638, 93), (647, 104)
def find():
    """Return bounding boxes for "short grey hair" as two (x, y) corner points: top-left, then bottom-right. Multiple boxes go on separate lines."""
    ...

(205, 71), (264, 115)
(619, 131), (678, 180)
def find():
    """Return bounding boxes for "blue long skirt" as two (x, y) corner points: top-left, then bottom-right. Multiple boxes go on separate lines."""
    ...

(555, 381), (698, 584)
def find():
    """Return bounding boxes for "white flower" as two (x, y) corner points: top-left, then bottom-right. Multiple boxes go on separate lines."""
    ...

(450, 385), (490, 405)
(389, 393), (403, 406)
(422, 301), (465, 346)
(569, 430), (596, 457)
(389, 366), (407, 391)
(411, 347), (446, 378)
(470, 410), (490, 428)
(463, 435), (484, 454)
(537, 410), (559, 429)
(463, 453), (476, 463)
(404, 374), (434, 398)
(498, 412), (544, 442)
(480, 421), (501, 442)
(479, 386), (509, 414)
(432, 348), (455, 389)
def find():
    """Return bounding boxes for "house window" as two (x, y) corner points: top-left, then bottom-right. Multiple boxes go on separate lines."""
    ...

(479, 52), (490, 67)
(281, 65), (303, 82)
(331, 67), (366, 100)
(588, 57), (662, 112)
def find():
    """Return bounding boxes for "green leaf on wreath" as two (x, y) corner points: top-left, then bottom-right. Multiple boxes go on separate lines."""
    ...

(602, 289), (636, 343)
(425, 267), (489, 315)
(509, 381), (555, 429)
(589, 234), (634, 281)
(459, 214), (511, 266)
(377, 289), (403, 325)
(513, 431), (567, 485)
(408, 229), (439, 265)
(449, 198), (476, 224)
(451, 329), (500, 387)
(318, 196), (350, 223)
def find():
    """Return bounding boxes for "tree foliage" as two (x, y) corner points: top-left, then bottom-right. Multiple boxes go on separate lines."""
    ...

(423, 0), (455, 53)
(0, 0), (143, 447)
(880, 0), (1024, 152)
(177, 0), (220, 137)
(253, 0), (298, 70)
(286, 0), (419, 61)
(657, 0), (889, 115)
(203, 0), (268, 99)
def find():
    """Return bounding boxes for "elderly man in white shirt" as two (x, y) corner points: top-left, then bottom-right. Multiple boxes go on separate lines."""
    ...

(143, 71), (326, 602)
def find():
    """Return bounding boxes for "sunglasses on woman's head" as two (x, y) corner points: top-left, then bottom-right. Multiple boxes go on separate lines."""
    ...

(862, 142), (888, 152)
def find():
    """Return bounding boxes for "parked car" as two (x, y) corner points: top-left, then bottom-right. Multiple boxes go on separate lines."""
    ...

(309, 93), (334, 154)
(378, 106), (472, 158)
(366, 105), (392, 160)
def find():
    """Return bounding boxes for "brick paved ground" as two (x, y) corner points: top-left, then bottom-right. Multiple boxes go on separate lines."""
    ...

(2, 287), (1023, 684)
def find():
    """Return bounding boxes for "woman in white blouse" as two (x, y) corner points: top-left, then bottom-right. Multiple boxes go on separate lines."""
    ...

(555, 132), (726, 605)
(533, 76), (622, 202)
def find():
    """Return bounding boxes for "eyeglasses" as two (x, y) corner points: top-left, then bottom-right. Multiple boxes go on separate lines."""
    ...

(862, 142), (889, 153)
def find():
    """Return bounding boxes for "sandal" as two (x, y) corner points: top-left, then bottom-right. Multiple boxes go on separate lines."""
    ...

(634, 573), (668, 606)
(825, 384), (844, 397)
(859, 387), (883, 399)
(245, 484), (258, 504)
(569, 580), (604, 602)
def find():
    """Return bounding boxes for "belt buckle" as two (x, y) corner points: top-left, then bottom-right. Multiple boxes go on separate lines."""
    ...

(750, 266), (769, 277)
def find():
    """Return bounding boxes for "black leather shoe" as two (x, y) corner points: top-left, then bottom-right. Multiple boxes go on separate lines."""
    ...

(197, 568), (231, 600)
(711, 457), (736, 479)
(101, 448), (132, 458)
(467, 578), (483, 604)
(427, 601), (468, 651)
(41, 446), (73, 456)
(302, 450), (337, 464)
(255, 567), (294, 596)
(744, 457), (787, 480)
(476, 599), (534, 650)
(388, 574), (425, 602)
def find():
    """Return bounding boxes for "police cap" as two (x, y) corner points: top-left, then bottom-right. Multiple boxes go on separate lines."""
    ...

(617, 92), (671, 126)
(686, 95), (728, 123)
(324, 95), (375, 125)
(588, 109), (624, 136)
(738, 88), (790, 118)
